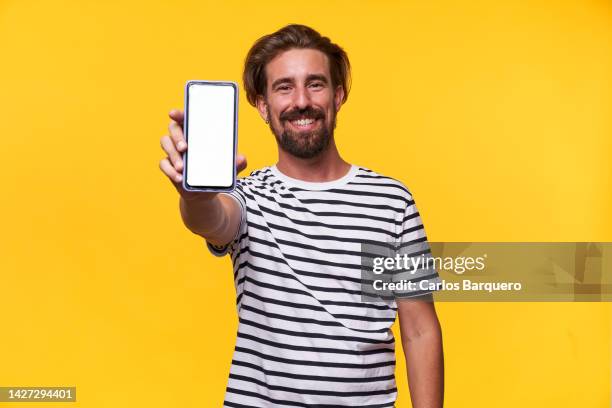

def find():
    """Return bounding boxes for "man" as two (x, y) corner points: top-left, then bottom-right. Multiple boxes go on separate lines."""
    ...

(159, 24), (444, 408)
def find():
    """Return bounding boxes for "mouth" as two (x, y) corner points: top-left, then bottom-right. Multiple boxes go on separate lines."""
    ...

(286, 117), (321, 132)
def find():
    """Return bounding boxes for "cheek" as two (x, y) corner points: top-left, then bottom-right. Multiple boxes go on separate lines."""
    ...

(267, 96), (291, 114)
(270, 108), (286, 123)
(271, 110), (284, 124)
(312, 94), (335, 113)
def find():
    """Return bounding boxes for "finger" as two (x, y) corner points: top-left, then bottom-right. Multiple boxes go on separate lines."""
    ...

(169, 109), (184, 124)
(236, 154), (247, 174)
(159, 157), (183, 183)
(160, 135), (183, 171)
(168, 122), (187, 153)
(168, 121), (187, 152)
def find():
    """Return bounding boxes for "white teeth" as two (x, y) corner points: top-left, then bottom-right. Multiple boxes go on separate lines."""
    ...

(293, 118), (315, 126)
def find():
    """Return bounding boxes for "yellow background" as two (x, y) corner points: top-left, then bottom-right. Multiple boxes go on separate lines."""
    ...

(0, 0), (610, 406)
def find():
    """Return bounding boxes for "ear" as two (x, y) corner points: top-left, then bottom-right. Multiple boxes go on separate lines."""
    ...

(256, 95), (269, 122)
(334, 85), (345, 112)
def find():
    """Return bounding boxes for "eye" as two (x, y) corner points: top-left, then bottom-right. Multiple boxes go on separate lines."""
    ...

(309, 82), (324, 89)
(277, 85), (291, 92)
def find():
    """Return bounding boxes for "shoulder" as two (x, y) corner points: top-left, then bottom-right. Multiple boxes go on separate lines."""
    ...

(233, 166), (280, 198)
(235, 166), (275, 187)
(352, 165), (414, 203)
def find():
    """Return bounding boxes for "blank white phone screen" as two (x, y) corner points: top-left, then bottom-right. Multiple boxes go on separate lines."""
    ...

(186, 83), (235, 188)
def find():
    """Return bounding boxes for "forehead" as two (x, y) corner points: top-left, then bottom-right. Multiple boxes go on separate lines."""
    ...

(265, 48), (331, 83)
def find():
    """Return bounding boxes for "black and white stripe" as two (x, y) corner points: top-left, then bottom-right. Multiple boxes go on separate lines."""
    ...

(206, 165), (439, 407)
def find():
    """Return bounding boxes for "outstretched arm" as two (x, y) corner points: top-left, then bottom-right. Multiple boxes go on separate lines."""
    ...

(159, 109), (247, 246)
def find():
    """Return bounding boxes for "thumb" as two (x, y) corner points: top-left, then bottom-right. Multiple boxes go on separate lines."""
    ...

(236, 154), (247, 174)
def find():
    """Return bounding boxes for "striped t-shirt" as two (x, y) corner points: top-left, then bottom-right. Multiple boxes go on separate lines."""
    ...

(206, 164), (440, 408)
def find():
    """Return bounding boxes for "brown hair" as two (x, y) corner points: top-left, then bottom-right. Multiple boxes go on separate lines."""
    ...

(243, 24), (351, 107)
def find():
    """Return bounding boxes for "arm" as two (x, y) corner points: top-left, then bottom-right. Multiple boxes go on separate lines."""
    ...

(179, 193), (242, 246)
(397, 294), (444, 408)
(159, 109), (247, 246)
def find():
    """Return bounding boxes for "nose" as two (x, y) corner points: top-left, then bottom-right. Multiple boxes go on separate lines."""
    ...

(292, 85), (311, 110)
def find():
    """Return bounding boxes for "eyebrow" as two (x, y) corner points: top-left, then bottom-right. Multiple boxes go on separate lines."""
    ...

(271, 74), (329, 89)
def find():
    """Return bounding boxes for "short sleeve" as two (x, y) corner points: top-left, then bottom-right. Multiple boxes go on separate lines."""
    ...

(391, 192), (442, 299)
(205, 185), (247, 257)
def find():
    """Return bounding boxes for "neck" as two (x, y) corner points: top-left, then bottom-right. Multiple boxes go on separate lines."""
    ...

(275, 138), (351, 182)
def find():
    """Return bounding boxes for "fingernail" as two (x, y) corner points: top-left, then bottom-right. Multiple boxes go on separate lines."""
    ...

(176, 174), (183, 182)
(178, 141), (186, 150)
(177, 160), (183, 170)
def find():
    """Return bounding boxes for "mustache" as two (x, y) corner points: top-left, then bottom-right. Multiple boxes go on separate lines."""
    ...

(279, 107), (325, 122)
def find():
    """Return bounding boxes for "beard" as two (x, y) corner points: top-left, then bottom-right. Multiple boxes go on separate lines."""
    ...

(268, 105), (336, 159)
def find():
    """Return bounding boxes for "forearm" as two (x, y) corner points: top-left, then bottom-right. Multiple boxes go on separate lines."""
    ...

(179, 194), (236, 245)
(403, 326), (444, 408)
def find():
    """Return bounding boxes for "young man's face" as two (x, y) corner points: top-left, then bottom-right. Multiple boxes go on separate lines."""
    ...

(257, 48), (344, 159)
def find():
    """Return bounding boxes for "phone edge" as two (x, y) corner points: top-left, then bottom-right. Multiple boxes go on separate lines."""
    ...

(181, 80), (239, 193)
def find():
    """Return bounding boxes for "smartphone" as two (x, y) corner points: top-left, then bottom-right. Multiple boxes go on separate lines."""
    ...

(182, 80), (238, 192)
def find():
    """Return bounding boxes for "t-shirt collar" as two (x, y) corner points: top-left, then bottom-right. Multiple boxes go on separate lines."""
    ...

(269, 164), (358, 191)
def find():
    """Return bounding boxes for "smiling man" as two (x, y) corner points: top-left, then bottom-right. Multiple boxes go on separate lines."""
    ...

(159, 24), (444, 408)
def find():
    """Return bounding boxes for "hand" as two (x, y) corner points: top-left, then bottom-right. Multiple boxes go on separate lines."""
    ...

(159, 109), (247, 202)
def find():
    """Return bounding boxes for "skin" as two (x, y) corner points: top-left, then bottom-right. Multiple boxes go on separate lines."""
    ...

(398, 294), (445, 408)
(158, 47), (443, 407)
